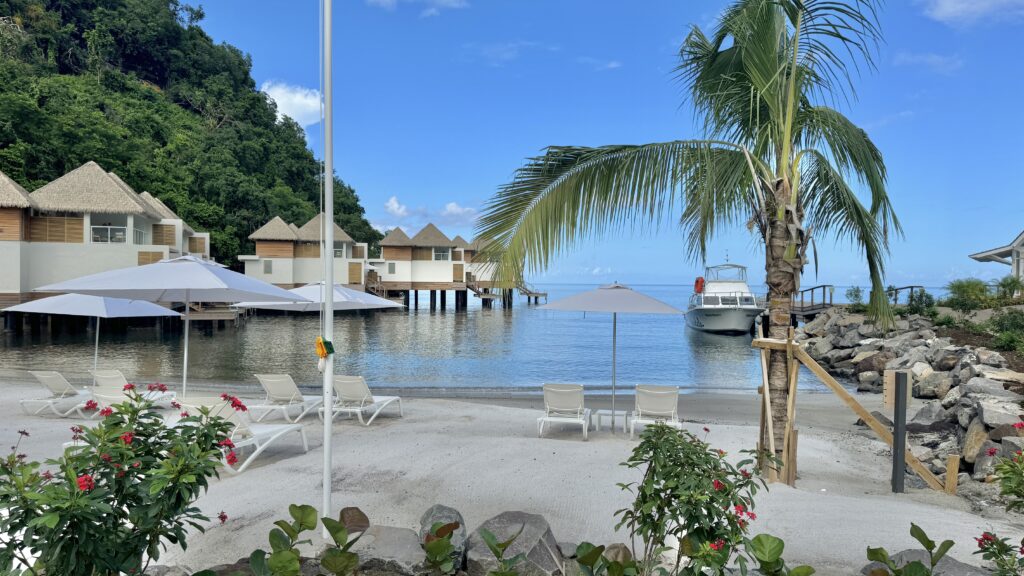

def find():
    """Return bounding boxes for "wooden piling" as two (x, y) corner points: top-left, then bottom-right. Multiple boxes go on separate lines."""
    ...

(430, 290), (436, 310)
(440, 290), (447, 309)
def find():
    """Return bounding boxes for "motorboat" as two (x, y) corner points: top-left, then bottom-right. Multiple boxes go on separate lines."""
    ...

(686, 264), (764, 335)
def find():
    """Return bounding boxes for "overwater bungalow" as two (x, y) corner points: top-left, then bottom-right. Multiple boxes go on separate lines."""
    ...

(239, 214), (370, 288)
(0, 162), (208, 306)
(970, 230), (1024, 280)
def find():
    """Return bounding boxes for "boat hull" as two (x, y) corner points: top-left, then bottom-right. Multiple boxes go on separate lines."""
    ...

(686, 307), (763, 335)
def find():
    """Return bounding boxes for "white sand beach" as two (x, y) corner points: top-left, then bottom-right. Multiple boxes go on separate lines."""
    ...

(2, 378), (1022, 575)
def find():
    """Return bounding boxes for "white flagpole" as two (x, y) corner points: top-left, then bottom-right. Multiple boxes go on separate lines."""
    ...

(321, 0), (336, 525)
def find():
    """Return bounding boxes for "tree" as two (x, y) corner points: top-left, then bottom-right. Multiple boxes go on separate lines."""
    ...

(475, 0), (900, 463)
(994, 275), (1024, 300)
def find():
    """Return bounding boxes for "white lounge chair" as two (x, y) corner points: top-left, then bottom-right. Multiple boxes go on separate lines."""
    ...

(20, 371), (92, 418)
(183, 398), (308, 475)
(537, 383), (590, 440)
(92, 369), (176, 408)
(319, 375), (402, 426)
(250, 374), (323, 423)
(630, 384), (683, 439)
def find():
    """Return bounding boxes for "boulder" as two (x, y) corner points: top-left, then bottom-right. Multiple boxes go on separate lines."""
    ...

(955, 399), (977, 429)
(1002, 436), (1024, 458)
(918, 329), (936, 340)
(419, 505), (468, 566)
(808, 337), (834, 359)
(972, 440), (1002, 480)
(355, 526), (429, 576)
(857, 371), (881, 392)
(940, 385), (963, 409)
(856, 352), (895, 375)
(990, 423), (1024, 442)
(803, 313), (831, 337)
(836, 313), (865, 327)
(930, 347), (963, 372)
(467, 512), (563, 576)
(824, 348), (855, 365)
(144, 568), (191, 576)
(962, 418), (988, 464)
(861, 549), (987, 576)
(894, 319), (911, 331)
(977, 398), (1024, 428)
(962, 377), (1023, 400)
(906, 402), (954, 433)
(838, 330), (863, 348)
(977, 348), (1008, 368)
(858, 323), (882, 338)
(910, 362), (934, 382)
(913, 372), (952, 399)
(855, 410), (894, 429)
(976, 367), (1024, 386)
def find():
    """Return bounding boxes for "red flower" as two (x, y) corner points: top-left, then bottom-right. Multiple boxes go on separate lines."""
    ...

(171, 400), (181, 409)
(709, 539), (725, 551)
(225, 451), (239, 466)
(740, 469), (751, 478)
(123, 383), (135, 391)
(220, 393), (248, 412)
(120, 432), (134, 445)
(737, 519), (747, 529)
(218, 438), (235, 449)
(99, 407), (113, 417)
(217, 511), (228, 524)
(100, 453), (112, 462)
(747, 512), (757, 521)
(76, 474), (95, 492)
(703, 427), (710, 433)
(180, 411), (190, 417)
(83, 399), (98, 411)
(70, 425), (84, 441)
(147, 382), (168, 392)
(1014, 421), (1024, 430)
(987, 447), (999, 457)
(717, 449), (726, 457)
(132, 461), (141, 468)
(41, 470), (53, 481)
(976, 533), (997, 549)
(713, 479), (725, 491)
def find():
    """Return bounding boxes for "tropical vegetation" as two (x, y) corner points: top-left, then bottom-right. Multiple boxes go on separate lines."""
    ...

(0, 0), (381, 263)
(476, 0), (900, 464)
(0, 387), (236, 575)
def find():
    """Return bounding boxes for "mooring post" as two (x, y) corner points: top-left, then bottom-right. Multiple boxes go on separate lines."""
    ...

(892, 371), (909, 493)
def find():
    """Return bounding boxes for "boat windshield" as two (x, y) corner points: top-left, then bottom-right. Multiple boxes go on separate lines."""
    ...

(704, 264), (747, 282)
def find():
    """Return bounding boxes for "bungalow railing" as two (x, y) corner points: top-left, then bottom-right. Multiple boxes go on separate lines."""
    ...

(91, 226), (127, 244)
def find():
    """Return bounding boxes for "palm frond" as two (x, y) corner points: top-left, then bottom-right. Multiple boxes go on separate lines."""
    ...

(475, 141), (755, 282)
(800, 150), (893, 326)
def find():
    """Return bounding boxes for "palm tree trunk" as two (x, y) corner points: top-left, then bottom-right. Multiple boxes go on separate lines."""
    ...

(764, 185), (801, 462)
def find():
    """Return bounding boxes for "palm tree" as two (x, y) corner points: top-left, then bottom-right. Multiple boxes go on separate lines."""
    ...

(995, 275), (1024, 300)
(475, 0), (900, 461)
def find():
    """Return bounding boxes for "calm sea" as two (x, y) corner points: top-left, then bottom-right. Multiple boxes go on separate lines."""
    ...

(0, 284), (841, 393)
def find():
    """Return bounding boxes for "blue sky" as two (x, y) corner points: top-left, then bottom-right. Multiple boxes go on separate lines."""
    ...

(196, 0), (1024, 288)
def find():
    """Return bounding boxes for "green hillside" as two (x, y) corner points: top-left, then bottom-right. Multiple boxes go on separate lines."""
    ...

(0, 0), (381, 263)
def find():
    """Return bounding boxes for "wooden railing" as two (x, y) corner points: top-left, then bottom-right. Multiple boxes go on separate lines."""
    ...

(886, 285), (926, 305)
(791, 284), (834, 313)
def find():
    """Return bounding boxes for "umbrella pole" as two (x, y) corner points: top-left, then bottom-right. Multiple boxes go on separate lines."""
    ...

(93, 317), (100, 385)
(183, 290), (190, 398)
(612, 312), (617, 433)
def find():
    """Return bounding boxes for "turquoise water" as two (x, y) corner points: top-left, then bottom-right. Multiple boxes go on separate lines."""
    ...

(0, 284), (827, 393)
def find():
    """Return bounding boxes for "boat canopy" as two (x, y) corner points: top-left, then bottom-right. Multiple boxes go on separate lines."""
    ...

(704, 263), (747, 282)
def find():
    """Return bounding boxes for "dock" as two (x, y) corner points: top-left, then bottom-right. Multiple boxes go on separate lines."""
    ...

(790, 284), (835, 323)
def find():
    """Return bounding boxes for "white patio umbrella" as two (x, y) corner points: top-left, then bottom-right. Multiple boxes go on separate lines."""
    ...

(35, 255), (304, 397)
(233, 282), (404, 312)
(541, 283), (684, 431)
(4, 294), (181, 383)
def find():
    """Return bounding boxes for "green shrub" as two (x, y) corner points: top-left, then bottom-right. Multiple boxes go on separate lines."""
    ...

(616, 424), (767, 576)
(990, 309), (1024, 335)
(867, 524), (954, 576)
(943, 278), (991, 316)
(738, 534), (814, 576)
(905, 289), (936, 317)
(994, 275), (1024, 300)
(422, 521), (462, 575)
(993, 332), (1023, 352)
(479, 526), (526, 576)
(934, 314), (956, 327)
(845, 286), (864, 306)
(0, 388), (234, 575)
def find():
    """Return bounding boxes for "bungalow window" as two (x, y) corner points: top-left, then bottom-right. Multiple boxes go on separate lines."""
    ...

(433, 247), (450, 261)
(263, 260), (273, 274)
(387, 262), (396, 274)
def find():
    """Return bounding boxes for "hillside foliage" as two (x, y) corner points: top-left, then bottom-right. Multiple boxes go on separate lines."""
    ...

(0, 0), (381, 263)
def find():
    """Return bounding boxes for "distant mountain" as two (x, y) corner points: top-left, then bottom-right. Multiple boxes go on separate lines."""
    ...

(0, 0), (381, 263)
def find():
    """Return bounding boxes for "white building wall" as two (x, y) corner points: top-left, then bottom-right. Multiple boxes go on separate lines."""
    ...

(25, 243), (170, 290)
(0, 242), (24, 294)
(467, 261), (497, 282)
(241, 257), (294, 286)
(375, 260), (412, 283)
(410, 260), (456, 283)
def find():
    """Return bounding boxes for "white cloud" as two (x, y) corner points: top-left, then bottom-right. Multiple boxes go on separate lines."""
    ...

(893, 51), (964, 74)
(917, 0), (1024, 24)
(437, 202), (478, 226)
(260, 81), (321, 127)
(366, 0), (468, 17)
(384, 196), (409, 218)
(590, 266), (613, 276)
(576, 57), (623, 72)
(372, 223), (409, 234)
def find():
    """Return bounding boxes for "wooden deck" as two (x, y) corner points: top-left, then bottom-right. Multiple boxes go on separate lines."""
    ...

(790, 284), (835, 322)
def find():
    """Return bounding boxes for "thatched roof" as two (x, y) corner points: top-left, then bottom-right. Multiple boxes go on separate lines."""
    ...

(288, 223), (300, 234)
(451, 235), (472, 250)
(249, 216), (297, 241)
(379, 227), (413, 247)
(138, 192), (195, 234)
(107, 172), (162, 219)
(30, 162), (153, 215)
(296, 213), (354, 243)
(0, 170), (34, 209)
(410, 223), (455, 247)
(469, 237), (492, 251)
